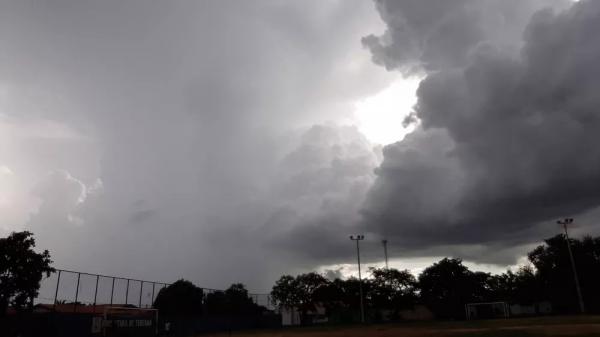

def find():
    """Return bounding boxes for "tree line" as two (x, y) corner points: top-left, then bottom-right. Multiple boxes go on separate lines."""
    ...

(271, 234), (600, 321)
(0, 231), (268, 319)
(2, 231), (600, 322)
(152, 280), (266, 318)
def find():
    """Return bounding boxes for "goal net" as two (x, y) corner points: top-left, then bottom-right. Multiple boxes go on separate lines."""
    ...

(91, 306), (158, 336)
(465, 302), (509, 320)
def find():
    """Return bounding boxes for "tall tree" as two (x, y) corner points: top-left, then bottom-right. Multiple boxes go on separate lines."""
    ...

(512, 266), (543, 305)
(204, 283), (262, 317)
(369, 267), (417, 313)
(271, 273), (329, 323)
(0, 231), (54, 315)
(153, 279), (204, 316)
(294, 272), (329, 313)
(334, 277), (374, 320)
(312, 281), (345, 314)
(224, 283), (262, 316)
(418, 258), (486, 319)
(528, 234), (600, 313)
(271, 275), (300, 309)
(204, 290), (228, 316)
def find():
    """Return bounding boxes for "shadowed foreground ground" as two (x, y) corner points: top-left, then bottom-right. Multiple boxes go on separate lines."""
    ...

(210, 316), (600, 337)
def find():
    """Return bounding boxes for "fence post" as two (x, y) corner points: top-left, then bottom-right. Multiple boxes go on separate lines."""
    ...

(110, 277), (115, 306)
(151, 282), (156, 308)
(139, 281), (143, 308)
(93, 275), (100, 313)
(53, 270), (62, 309)
(74, 272), (81, 313)
(125, 279), (130, 305)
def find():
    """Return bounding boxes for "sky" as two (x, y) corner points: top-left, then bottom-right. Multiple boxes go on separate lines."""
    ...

(1, 0), (599, 293)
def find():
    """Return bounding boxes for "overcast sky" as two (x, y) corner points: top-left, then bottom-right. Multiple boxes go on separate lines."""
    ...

(2, 0), (599, 293)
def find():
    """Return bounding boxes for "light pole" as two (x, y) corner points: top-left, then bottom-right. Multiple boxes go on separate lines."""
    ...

(557, 218), (585, 314)
(350, 234), (365, 323)
(382, 239), (389, 269)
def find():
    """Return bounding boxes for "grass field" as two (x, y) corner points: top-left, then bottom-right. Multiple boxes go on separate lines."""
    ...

(212, 316), (600, 337)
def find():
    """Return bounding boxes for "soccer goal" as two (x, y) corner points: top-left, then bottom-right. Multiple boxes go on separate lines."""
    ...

(465, 302), (509, 320)
(91, 306), (158, 336)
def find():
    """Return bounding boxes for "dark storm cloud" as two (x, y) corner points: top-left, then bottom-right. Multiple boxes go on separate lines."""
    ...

(264, 125), (380, 266)
(361, 0), (600, 263)
(362, 0), (569, 73)
(5, 0), (597, 291)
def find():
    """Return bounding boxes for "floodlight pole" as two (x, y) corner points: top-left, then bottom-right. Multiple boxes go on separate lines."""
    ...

(557, 218), (585, 314)
(350, 235), (365, 323)
(382, 239), (389, 269)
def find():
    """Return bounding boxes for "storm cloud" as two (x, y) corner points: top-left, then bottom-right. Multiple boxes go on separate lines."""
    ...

(0, 0), (390, 290)
(361, 0), (600, 262)
(362, 0), (570, 73)
(2, 0), (599, 293)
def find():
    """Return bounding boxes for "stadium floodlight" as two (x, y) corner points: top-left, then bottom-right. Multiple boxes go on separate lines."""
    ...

(349, 235), (365, 323)
(557, 218), (585, 314)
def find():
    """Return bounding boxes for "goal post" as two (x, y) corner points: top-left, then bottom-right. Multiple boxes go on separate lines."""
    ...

(465, 302), (509, 320)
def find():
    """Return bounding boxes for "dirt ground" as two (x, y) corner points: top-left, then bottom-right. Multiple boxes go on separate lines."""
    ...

(210, 316), (600, 337)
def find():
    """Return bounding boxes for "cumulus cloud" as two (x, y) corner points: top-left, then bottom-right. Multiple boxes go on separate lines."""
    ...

(361, 0), (600, 263)
(264, 125), (380, 267)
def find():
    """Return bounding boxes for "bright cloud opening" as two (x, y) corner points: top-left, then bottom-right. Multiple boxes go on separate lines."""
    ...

(354, 77), (421, 145)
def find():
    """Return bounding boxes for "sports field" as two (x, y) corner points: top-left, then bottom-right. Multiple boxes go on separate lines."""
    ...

(212, 316), (600, 337)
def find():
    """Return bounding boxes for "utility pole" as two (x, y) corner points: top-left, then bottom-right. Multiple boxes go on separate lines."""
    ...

(557, 218), (585, 314)
(382, 239), (389, 269)
(350, 235), (365, 323)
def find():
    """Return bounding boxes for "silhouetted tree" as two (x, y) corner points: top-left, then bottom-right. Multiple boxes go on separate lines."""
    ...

(510, 266), (543, 305)
(224, 283), (262, 316)
(529, 234), (600, 313)
(271, 275), (300, 309)
(334, 276), (374, 320)
(205, 283), (263, 317)
(295, 273), (329, 313)
(271, 273), (329, 323)
(0, 231), (54, 316)
(312, 281), (345, 314)
(204, 290), (228, 316)
(153, 279), (203, 316)
(484, 270), (515, 303)
(471, 271), (493, 302)
(369, 267), (417, 315)
(418, 258), (487, 319)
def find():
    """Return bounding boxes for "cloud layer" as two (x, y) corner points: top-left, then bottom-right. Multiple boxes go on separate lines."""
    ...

(2, 0), (600, 293)
(361, 0), (600, 263)
(0, 0), (391, 290)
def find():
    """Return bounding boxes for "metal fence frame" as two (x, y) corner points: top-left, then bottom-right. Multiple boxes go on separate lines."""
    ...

(44, 268), (273, 313)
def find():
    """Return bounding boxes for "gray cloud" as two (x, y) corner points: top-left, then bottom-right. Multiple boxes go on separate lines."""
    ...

(362, 0), (569, 73)
(265, 125), (379, 266)
(0, 0), (394, 291)
(361, 0), (600, 264)
(3, 0), (598, 293)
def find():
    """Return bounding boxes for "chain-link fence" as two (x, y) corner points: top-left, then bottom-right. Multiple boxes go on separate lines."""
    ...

(35, 269), (274, 312)
(0, 269), (279, 336)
